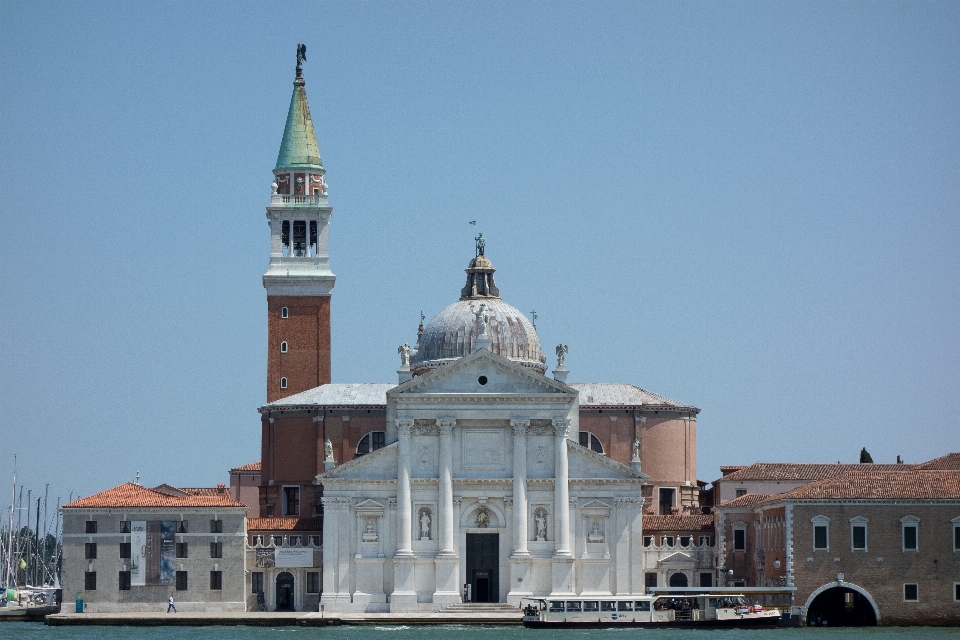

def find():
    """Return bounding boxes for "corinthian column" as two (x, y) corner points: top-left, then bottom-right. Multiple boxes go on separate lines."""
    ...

(511, 419), (530, 556)
(396, 419), (414, 556)
(437, 419), (456, 556)
(553, 419), (572, 558)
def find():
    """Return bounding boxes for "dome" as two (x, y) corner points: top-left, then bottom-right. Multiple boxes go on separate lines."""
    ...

(412, 250), (546, 374)
(413, 298), (546, 374)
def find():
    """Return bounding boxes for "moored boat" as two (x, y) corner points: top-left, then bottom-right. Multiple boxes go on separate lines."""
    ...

(522, 593), (783, 629)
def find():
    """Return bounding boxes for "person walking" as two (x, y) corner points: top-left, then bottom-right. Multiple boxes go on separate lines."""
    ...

(167, 595), (177, 613)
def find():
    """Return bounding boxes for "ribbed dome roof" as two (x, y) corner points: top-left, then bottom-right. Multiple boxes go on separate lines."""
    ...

(414, 298), (546, 373)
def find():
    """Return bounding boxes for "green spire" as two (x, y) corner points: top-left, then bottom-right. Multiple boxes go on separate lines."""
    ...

(275, 67), (324, 171)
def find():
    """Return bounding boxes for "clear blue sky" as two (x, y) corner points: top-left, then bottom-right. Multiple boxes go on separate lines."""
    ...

(1, 1), (958, 508)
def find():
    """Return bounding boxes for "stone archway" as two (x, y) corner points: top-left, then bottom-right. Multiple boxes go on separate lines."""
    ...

(275, 571), (295, 611)
(669, 572), (689, 588)
(804, 582), (879, 627)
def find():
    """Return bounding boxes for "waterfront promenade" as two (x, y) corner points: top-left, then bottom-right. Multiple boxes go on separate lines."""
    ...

(46, 607), (523, 626)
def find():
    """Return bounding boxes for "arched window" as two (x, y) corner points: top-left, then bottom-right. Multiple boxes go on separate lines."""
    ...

(280, 377), (287, 389)
(281, 307), (289, 319)
(579, 431), (604, 454)
(356, 431), (386, 456)
(280, 341), (288, 353)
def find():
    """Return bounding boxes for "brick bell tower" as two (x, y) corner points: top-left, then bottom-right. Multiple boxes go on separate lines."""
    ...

(263, 46), (334, 402)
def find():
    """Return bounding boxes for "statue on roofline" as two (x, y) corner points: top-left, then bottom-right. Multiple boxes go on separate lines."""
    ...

(296, 44), (307, 70)
(475, 233), (485, 257)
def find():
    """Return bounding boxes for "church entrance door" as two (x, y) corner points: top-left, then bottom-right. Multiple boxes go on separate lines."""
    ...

(466, 533), (499, 603)
(275, 572), (295, 611)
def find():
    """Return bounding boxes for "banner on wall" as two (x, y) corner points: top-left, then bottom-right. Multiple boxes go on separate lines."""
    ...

(159, 521), (176, 585)
(130, 521), (146, 586)
(275, 547), (314, 568)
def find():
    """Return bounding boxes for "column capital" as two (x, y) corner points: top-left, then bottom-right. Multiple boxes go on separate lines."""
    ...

(504, 496), (514, 506)
(397, 419), (415, 436)
(552, 419), (571, 437)
(437, 418), (456, 434)
(510, 419), (529, 434)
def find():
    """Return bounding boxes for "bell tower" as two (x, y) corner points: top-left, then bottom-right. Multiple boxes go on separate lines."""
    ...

(263, 46), (334, 402)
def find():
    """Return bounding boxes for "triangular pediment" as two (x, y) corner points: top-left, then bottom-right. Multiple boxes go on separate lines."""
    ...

(354, 499), (386, 511)
(318, 441), (398, 480)
(580, 499), (614, 510)
(659, 551), (696, 566)
(568, 440), (649, 480)
(390, 349), (576, 398)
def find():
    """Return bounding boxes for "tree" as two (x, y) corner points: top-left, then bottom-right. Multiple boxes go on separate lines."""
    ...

(860, 448), (874, 464)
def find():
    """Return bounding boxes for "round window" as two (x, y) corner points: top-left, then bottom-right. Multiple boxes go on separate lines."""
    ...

(478, 376), (488, 385)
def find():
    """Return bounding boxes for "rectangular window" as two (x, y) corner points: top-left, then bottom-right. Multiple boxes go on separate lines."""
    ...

(645, 572), (658, 589)
(119, 521), (130, 534)
(814, 525), (828, 550)
(118, 571), (131, 591)
(680, 536), (691, 547)
(954, 583), (960, 602)
(210, 571), (222, 591)
(309, 535), (320, 546)
(283, 486), (300, 516)
(733, 529), (746, 551)
(903, 583), (918, 602)
(662, 536), (674, 546)
(658, 488), (676, 515)
(643, 536), (653, 547)
(85, 571), (97, 591)
(210, 519), (223, 533)
(252, 572), (264, 594)
(85, 543), (97, 559)
(85, 521), (97, 534)
(852, 526), (867, 550)
(210, 542), (223, 558)
(953, 524), (960, 551)
(903, 525), (918, 550)
(119, 543), (131, 559)
(289, 535), (302, 546)
(699, 536), (713, 547)
(176, 521), (188, 534)
(175, 571), (188, 591)
(735, 489), (747, 498)
(176, 542), (188, 558)
(272, 535), (284, 546)
(700, 572), (713, 587)
(307, 572), (320, 594)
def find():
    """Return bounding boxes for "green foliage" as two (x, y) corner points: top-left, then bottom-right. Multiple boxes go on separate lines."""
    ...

(859, 447), (874, 464)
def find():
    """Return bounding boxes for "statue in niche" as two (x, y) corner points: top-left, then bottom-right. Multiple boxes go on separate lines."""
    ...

(632, 435), (641, 460)
(324, 439), (334, 460)
(476, 508), (490, 528)
(419, 510), (432, 540)
(398, 343), (411, 367)
(535, 511), (547, 541)
(555, 343), (568, 368)
(475, 304), (489, 338)
(362, 519), (378, 542)
(588, 520), (604, 543)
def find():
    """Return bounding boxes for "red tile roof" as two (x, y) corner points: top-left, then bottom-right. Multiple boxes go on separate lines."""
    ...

(717, 493), (773, 509)
(247, 517), (322, 531)
(769, 470), (960, 501)
(719, 462), (907, 482)
(231, 461), (262, 472)
(914, 453), (960, 470)
(642, 515), (714, 532)
(63, 483), (246, 509)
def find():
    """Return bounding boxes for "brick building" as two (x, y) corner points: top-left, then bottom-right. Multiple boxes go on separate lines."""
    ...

(715, 465), (960, 626)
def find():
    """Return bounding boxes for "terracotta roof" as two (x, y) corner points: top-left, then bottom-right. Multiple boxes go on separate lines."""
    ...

(914, 453), (960, 470)
(230, 461), (262, 472)
(643, 515), (714, 532)
(717, 493), (774, 509)
(720, 466), (747, 476)
(63, 483), (246, 509)
(247, 517), (322, 531)
(769, 470), (960, 501)
(719, 462), (907, 482)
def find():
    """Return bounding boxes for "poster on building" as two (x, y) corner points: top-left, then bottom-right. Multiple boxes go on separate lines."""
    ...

(159, 521), (176, 585)
(255, 548), (275, 568)
(275, 547), (314, 568)
(130, 521), (146, 586)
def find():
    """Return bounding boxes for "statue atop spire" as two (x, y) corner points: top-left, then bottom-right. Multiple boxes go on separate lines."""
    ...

(296, 44), (307, 72)
(475, 233), (485, 257)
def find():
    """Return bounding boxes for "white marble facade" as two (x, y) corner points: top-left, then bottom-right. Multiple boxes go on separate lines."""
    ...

(319, 348), (648, 612)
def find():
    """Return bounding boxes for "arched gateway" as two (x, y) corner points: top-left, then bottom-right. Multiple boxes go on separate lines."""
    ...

(804, 581), (879, 627)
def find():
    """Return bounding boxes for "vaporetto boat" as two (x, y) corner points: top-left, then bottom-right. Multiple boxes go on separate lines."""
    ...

(521, 592), (785, 629)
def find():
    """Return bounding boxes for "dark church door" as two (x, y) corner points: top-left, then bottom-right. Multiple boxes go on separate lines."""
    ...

(466, 533), (499, 603)
(276, 572), (295, 611)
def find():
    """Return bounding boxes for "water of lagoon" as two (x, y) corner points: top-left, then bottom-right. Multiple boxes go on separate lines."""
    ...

(2, 625), (960, 640)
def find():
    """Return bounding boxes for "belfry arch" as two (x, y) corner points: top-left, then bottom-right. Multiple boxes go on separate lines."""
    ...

(804, 581), (879, 627)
